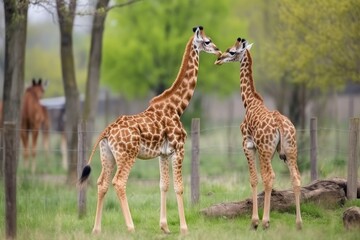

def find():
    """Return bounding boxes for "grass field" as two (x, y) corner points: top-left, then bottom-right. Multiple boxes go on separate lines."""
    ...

(1, 126), (359, 239)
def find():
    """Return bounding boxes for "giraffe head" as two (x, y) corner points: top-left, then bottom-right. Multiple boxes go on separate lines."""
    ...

(192, 26), (221, 56)
(214, 37), (253, 65)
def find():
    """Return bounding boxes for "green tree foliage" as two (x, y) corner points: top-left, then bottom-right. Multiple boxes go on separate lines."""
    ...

(263, 0), (360, 90)
(101, 0), (246, 99)
(25, 23), (88, 97)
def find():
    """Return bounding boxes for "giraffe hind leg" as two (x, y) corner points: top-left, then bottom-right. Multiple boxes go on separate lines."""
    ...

(286, 150), (303, 230)
(171, 150), (188, 235)
(112, 152), (136, 233)
(159, 156), (171, 234)
(92, 140), (115, 234)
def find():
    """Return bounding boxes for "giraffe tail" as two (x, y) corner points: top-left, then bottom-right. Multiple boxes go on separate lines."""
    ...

(79, 130), (107, 184)
(274, 111), (287, 162)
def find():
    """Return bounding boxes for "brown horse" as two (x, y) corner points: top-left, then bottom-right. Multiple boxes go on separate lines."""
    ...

(0, 101), (2, 125)
(21, 78), (50, 172)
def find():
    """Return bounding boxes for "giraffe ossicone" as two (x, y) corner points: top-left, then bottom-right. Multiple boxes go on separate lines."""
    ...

(79, 26), (221, 236)
(216, 37), (302, 230)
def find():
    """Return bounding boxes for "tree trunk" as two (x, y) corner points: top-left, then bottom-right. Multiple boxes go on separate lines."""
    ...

(201, 178), (360, 218)
(56, 0), (79, 184)
(1, 0), (28, 177)
(82, 0), (110, 159)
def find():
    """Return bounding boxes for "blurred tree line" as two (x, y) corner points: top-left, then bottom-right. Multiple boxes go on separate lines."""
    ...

(100, 0), (360, 127)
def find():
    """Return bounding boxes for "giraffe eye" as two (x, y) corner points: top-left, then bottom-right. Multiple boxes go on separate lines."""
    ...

(204, 40), (211, 45)
(229, 51), (236, 55)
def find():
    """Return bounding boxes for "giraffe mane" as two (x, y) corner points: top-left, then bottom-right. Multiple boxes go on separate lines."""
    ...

(149, 36), (194, 105)
(244, 49), (263, 102)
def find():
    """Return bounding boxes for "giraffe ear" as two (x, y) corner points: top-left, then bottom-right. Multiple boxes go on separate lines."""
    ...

(246, 43), (253, 50)
(192, 26), (203, 33)
(193, 26), (203, 40)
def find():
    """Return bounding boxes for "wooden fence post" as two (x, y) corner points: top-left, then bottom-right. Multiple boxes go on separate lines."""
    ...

(77, 121), (87, 218)
(191, 118), (200, 205)
(347, 118), (359, 200)
(310, 117), (318, 182)
(4, 122), (17, 239)
(0, 125), (3, 179)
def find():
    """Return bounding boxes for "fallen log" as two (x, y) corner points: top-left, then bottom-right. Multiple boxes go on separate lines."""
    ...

(201, 178), (360, 218)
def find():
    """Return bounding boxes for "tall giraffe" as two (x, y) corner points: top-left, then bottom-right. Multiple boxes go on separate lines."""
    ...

(215, 38), (302, 230)
(79, 26), (221, 235)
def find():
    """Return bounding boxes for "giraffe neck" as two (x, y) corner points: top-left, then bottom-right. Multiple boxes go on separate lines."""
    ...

(149, 36), (199, 116)
(240, 50), (263, 109)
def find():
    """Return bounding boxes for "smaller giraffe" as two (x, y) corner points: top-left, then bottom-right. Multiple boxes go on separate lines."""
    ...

(21, 78), (49, 173)
(215, 38), (302, 230)
(79, 26), (221, 235)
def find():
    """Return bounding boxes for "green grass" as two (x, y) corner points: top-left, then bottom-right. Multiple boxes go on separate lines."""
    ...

(1, 126), (359, 239)
(1, 162), (360, 240)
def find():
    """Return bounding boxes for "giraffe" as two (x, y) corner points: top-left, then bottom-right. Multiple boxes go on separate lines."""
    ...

(79, 26), (221, 235)
(21, 78), (49, 173)
(215, 38), (302, 230)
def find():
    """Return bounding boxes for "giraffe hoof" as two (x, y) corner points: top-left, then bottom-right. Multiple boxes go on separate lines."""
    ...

(262, 220), (270, 230)
(160, 223), (170, 234)
(92, 228), (101, 235)
(180, 227), (188, 236)
(251, 220), (259, 230)
(296, 221), (302, 230)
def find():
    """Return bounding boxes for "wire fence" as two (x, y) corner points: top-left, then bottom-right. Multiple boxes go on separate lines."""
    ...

(0, 126), (352, 159)
(0, 121), (356, 160)
(0, 117), (358, 179)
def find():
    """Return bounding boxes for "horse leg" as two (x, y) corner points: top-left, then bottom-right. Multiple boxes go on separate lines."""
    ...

(21, 129), (30, 169)
(31, 129), (40, 174)
(42, 123), (50, 163)
(61, 132), (68, 170)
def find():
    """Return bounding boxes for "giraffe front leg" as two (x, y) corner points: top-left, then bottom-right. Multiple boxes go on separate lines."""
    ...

(159, 156), (170, 234)
(259, 153), (275, 230)
(171, 150), (188, 235)
(245, 148), (259, 229)
(243, 143), (258, 229)
(241, 124), (259, 229)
